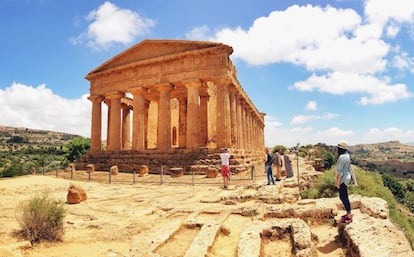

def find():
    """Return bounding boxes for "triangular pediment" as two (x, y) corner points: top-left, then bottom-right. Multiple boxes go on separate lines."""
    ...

(86, 39), (227, 78)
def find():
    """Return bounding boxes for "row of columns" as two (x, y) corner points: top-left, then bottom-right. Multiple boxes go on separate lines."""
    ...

(88, 79), (264, 153)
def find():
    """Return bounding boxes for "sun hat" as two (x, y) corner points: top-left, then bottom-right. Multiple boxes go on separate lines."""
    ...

(337, 140), (348, 150)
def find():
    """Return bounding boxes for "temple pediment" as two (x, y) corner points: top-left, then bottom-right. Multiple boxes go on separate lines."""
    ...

(86, 39), (231, 79)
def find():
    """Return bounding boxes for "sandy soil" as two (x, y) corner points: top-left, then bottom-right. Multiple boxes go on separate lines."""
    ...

(0, 169), (344, 257)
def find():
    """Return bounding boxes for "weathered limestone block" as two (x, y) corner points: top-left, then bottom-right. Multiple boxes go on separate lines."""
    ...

(359, 196), (388, 219)
(340, 212), (414, 257)
(138, 165), (149, 177)
(206, 168), (218, 178)
(169, 167), (183, 178)
(67, 183), (87, 204)
(86, 164), (95, 174)
(110, 165), (119, 175)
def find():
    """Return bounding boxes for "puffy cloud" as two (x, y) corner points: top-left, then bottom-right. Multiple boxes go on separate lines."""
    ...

(185, 25), (211, 40)
(264, 122), (355, 147)
(213, 4), (390, 74)
(362, 127), (414, 144)
(364, 0), (414, 27)
(292, 71), (411, 105)
(71, 1), (155, 50)
(0, 82), (93, 137)
(196, 3), (414, 106)
(290, 113), (339, 125)
(305, 101), (317, 111)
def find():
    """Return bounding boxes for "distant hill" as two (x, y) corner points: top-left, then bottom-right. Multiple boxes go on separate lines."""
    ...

(0, 126), (82, 175)
(0, 126), (80, 149)
(349, 141), (414, 178)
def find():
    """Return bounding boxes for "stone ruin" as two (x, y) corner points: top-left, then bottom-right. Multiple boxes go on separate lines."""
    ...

(76, 39), (264, 175)
(66, 183), (87, 204)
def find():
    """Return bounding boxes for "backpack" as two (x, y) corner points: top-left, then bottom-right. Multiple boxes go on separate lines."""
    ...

(349, 167), (358, 186)
(265, 153), (273, 166)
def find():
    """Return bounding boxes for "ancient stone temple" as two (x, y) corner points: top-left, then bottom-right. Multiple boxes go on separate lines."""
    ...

(78, 39), (265, 174)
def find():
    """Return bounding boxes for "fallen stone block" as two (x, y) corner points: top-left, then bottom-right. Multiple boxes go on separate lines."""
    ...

(67, 183), (87, 204)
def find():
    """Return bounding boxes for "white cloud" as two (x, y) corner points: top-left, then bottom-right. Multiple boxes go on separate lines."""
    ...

(364, 0), (414, 27)
(362, 127), (414, 144)
(292, 71), (411, 105)
(213, 4), (390, 74)
(192, 3), (414, 106)
(185, 25), (211, 40)
(305, 101), (317, 111)
(264, 123), (355, 147)
(290, 113), (339, 125)
(0, 82), (92, 137)
(386, 24), (400, 38)
(71, 1), (155, 50)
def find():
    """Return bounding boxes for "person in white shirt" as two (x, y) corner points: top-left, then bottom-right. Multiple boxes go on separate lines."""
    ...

(220, 148), (231, 189)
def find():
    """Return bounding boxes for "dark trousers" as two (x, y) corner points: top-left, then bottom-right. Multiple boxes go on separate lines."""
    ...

(339, 183), (351, 213)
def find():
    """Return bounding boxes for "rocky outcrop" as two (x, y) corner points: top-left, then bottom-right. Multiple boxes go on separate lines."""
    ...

(66, 184), (87, 204)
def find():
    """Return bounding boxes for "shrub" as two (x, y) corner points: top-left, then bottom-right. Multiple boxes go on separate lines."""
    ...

(1, 159), (26, 177)
(15, 192), (65, 244)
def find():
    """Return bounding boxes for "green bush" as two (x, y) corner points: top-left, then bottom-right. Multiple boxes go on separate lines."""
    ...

(64, 137), (90, 162)
(15, 192), (65, 244)
(1, 159), (26, 177)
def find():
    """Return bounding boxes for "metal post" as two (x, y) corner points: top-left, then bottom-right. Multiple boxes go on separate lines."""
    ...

(191, 167), (194, 186)
(88, 171), (91, 181)
(132, 170), (136, 184)
(296, 143), (300, 195)
(70, 167), (73, 180)
(109, 169), (112, 184)
(160, 165), (163, 185)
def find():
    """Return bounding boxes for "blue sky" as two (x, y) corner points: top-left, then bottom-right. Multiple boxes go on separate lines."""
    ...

(1, 0), (414, 147)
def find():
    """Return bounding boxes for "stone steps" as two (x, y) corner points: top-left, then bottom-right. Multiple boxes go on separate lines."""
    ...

(75, 149), (264, 175)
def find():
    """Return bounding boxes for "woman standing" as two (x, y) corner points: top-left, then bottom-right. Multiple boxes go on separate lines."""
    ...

(264, 148), (275, 185)
(283, 150), (294, 178)
(336, 141), (353, 224)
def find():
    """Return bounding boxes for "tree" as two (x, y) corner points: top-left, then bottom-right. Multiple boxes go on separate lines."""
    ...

(64, 137), (90, 162)
(382, 173), (406, 201)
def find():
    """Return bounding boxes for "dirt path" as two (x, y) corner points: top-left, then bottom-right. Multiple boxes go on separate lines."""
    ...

(0, 160), (345, 257)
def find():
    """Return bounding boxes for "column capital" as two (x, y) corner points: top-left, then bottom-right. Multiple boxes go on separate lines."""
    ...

(106, 91), (124, 100)
(183, 79), (202, 88)
(155, 82), (173, 92)
(211, 77), (233, 86)
(129, 86), (148, 95)
(88, 95), (104, 103)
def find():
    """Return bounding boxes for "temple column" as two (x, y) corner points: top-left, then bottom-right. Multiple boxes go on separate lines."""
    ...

(242, 105), (248, 151)
(247, 111), (253, 150)
(229, 89), (237, 148)
(216, 79), (231, 149)
(88, 95), (104, 153)
(106, 92), (123, 151)
(157, 83), (172, 150)
(236, 96), (243, 149)
(178, 97), (187, 148)
(200, 95), (208, 147)
(130, 87), (147, 151)
(122, 104), (131, 150)
(185, 80), (201, 149)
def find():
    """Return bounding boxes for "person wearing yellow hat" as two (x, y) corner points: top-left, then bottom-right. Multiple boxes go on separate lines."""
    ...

(336, 140), (353, 224)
